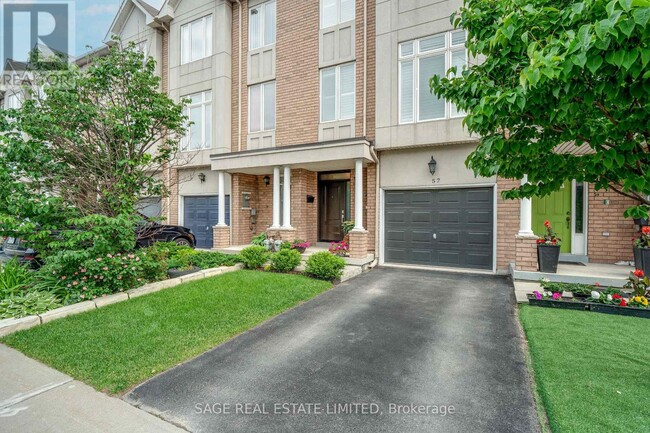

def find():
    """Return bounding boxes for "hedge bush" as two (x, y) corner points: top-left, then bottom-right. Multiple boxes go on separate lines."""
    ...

(240, 246), (270, 269)
(271, 249), (302, 273)
(305, 252), (345, 281)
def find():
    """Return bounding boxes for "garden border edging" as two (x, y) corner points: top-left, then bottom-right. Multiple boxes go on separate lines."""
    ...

(0, 263), (244, 337)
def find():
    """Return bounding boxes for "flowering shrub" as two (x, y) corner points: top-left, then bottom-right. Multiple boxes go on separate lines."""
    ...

(536, 220), (561, 246)
(35, 250), (166, 303)
(623, 269), (649, 308)
(532, 290), (562, 300)
(329, 240), (349, 257)
(292, 239), (311, 251)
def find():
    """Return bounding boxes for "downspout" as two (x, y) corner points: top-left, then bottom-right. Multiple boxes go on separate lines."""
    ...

(233, 0), (242, 152)
(362, 0), (367, 137)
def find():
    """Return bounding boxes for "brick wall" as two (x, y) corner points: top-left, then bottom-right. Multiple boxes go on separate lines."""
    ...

(587, 185), (637, 263)
(231, 0), (246, 151)
(349, 164), (377, 253)
(496, 177), (520, 270)
(275, 1), (320, 146)
(168, 168), (179, 225)
(231, 173), (258, 245)
(289, 169), (318, 243)
(355, 0), (375, 139)
(515, 236), (538, 271)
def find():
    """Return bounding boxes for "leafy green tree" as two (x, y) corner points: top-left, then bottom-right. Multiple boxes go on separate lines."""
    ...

(432, 0), (650, 218)
(0, 42), (188, 250)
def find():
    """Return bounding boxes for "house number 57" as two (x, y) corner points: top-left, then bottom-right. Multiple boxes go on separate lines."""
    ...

(431, 177), (441, 184)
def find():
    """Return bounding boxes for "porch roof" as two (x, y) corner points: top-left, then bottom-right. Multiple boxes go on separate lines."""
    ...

(209, 139), (376, 175)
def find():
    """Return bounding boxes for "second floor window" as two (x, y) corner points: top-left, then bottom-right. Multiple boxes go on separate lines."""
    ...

(181, 15), (213, 64)
(249, 81), (276, 132)
(399, 30), (467, 123)
(249, 0), (276, 50)
(321, 0), (355, 28)
(320, 62), (355, 122)
(182, 91), (212, 150)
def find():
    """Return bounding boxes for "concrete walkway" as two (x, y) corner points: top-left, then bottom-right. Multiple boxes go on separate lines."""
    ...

(126, 268), (540, 433)
(0, 344), (184, 433)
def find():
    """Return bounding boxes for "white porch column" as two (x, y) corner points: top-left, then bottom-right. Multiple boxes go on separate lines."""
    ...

(518, 175), (534, 236)
(217, 172), (227, 226)
(272, 166), (281, 228)
(282, 166), (292, 228)
(354, 159), (364, 230)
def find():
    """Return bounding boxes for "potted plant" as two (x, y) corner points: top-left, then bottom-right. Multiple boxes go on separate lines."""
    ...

(536, 220), (562, 273)
(633, 226), (650, 273)
(291, 239), (311, 254)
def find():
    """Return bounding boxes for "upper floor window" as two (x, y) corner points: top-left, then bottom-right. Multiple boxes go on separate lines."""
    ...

(181, 15), (213, 64)
(5, 93), (21, 109)
(321, 0), (354, 29)
(249, 1), (276, 50)
(249, 81), (276, 132)
(320, 62), (355, 122)
(182, 91), (212, 150)
(399, 30), (467, 123)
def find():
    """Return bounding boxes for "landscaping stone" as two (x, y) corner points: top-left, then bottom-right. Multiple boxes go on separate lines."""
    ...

(93, 292), (129, 308)
(39, 301), (96, 324)
(202, 267), (223, 278)
(127, 278), (181, 299)
(0, 315), (41, 337)
(180, 271), (206, 283)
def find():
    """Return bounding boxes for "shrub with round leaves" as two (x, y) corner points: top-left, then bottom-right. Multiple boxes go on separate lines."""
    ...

(240, 246), (270, 269)
(305, 251), (345, 281)
(270, 249), (302, 273)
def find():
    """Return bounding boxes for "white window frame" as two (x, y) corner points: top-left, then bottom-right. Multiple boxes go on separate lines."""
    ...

(182, 91), (212, 151)
(249, 0), (276, 50)
(319, 62), (356, 123)
(398, 30), (467, 124)
(248, 81), (276, 133)
(320, 0), (355, 29)
(5, 92), (21, 109)
(180, 15), (213, 65)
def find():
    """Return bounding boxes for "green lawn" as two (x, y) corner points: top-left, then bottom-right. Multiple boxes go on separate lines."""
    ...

(519, 306), (650, 433)
(1, 270), (331, 394)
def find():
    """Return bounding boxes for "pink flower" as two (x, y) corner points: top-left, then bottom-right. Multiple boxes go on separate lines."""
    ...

(81, 269), (86, 273)
(80, 294), (85, 299)
(103, 267), (108, 271)
(72, 281), (78, 286)
(533, 291), (542, 300)
(96, 258), (102, 262)
(552, 292), (561, 300)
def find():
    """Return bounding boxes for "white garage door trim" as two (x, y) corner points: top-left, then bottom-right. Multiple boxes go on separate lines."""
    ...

(379, 183), (497, 273)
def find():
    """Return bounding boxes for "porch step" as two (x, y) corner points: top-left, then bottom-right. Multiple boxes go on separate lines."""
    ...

(512, 265), (632, 288)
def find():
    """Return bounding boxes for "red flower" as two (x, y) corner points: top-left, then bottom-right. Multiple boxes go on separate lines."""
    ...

(544, 220), (551, 228)
(633, 269), (644, 278)
(594, 282), (601, 287)
(612, 294), (622, 300)
(620, 299), (627, 307)
(551, 239), (557, 244)
(642, 226), (650, 235)
(536, 239), (544, 244)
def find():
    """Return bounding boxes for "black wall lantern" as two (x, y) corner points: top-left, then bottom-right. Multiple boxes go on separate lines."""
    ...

(263, 175), (271, 186)
(428, 156), (437, 175)
(198, 172), (206, 183)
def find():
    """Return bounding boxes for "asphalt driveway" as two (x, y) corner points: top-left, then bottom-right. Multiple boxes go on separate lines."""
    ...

(125, 267), (540, 433)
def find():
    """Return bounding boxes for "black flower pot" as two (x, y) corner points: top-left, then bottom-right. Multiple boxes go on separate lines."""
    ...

(537, 244), (561, 273)
(633, 246), (642, 271)
(638, 248), (650, 275)
(633, 218), (649, 226)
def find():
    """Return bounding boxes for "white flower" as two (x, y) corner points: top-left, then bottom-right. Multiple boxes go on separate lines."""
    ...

(607, 294), (612, 301)
(544, 291), (552, 297)
(541, 278), (550, 283)
(591, 291), (601, 300)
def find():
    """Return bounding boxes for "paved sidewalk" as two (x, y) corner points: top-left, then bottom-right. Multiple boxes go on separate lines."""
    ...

(0, 344), (184, 433)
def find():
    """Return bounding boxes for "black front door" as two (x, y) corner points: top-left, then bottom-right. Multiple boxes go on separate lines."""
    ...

(319, 181), (348, 241)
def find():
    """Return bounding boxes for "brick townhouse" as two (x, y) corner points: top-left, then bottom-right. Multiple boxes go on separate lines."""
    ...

(1, 0), (637, 273)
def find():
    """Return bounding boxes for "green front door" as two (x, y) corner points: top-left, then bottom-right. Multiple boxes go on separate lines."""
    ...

(532, 181), (572, 253)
